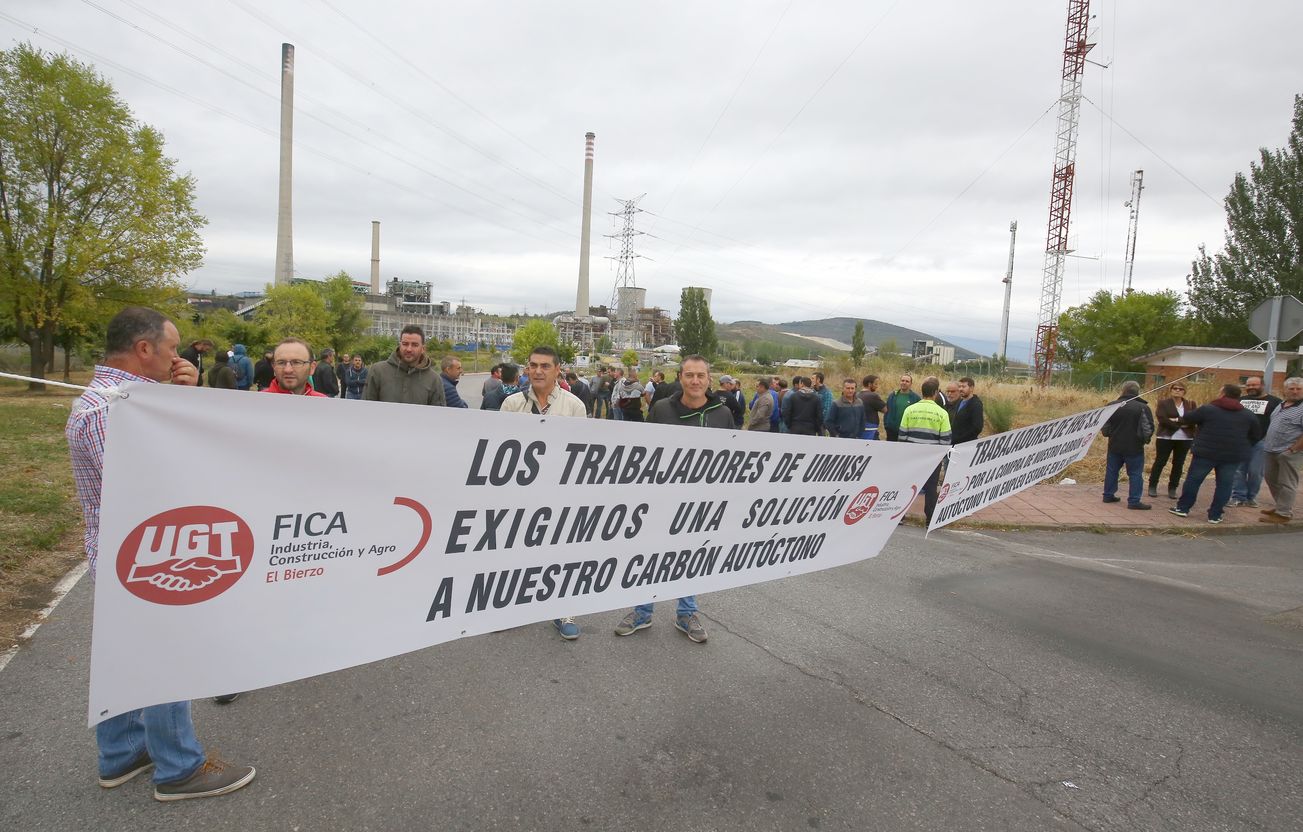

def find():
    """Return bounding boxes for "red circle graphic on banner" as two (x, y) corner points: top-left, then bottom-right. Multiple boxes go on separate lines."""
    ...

(843, 486), (880, 525)
(115, 506), (254, 605)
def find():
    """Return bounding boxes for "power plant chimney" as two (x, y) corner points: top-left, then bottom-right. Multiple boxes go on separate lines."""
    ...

(574, 132), (595, 318)
(370, 220), (381, 294)
(273, 43), (295, 285)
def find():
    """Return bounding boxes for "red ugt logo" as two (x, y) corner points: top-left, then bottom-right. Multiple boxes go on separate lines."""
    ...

(843, 486), (880, 525)
(116, 507), (253, 605)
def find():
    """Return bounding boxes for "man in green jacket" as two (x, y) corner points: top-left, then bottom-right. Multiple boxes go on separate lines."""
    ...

(899, 377), (952, 524)
(362, 324), (447, 406)
(884, 373), (921, 441)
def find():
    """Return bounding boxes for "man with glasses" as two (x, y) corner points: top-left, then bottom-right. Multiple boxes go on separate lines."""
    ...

(883, 373), (920, 441)
(265, 339), (329, 397)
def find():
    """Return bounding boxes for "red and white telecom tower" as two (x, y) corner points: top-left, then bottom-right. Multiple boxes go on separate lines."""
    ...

(1033, 0), (1093, 385)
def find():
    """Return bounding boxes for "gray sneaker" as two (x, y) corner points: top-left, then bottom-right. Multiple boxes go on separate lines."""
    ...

(613, 610), (652, 636)
(154, 756), (255, 802)
(99, 751), (153, 788)
(675, 613), (708, 644)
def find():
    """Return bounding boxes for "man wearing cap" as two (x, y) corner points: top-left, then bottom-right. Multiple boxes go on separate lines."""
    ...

(718, 375), (745, 428)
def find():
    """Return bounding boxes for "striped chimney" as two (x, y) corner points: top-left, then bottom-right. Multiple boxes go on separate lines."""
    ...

(574, 132), (595, 318)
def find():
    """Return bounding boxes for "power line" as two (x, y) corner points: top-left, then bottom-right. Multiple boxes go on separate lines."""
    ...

(661, 0), (904, 265)
(0, 9), (573, 251)
(1082, 95), (1222, 208)
(75, 0), (577, 240)
(223, 0), (582, 210)
(312, 0), (578, 189)
(817, 96), (1058, 321)
(647, 0), (795, 227)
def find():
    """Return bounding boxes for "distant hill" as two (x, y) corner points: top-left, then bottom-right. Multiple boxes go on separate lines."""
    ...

(774, 318), (980, 360)
(716, 321), (841, 357)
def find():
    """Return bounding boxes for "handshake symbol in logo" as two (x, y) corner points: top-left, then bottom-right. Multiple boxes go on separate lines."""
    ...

(126, 555), (244, 592)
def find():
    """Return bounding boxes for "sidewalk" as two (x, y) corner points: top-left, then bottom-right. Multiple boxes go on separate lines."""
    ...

(908, 480), (1301, 533)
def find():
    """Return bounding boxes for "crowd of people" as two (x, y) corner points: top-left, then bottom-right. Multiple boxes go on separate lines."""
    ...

(66, 307), (1303, 806)
(1099, 375), (1303, 524)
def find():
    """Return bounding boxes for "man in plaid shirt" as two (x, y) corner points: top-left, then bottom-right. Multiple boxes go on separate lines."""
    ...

(65, 307), (256, 802)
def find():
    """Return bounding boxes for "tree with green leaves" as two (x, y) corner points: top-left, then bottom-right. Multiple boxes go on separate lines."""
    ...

(510, 319), (561, 365)
(315, 271), (369, 353)
(850, 320), (866, 364)
(621, 349), (639, 372)
(674, 287), (717, 358)
(878, 337), (899, 357)
(0, 45), (206, 388)
(1056, 289), (1185, 374)
(255, 283), (330, 352)
(1187, 94), (1303, 347)
(595, 334), (613, 353)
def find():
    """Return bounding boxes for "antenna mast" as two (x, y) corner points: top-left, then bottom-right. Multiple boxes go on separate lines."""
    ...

(999, 220), (1017, 362)
(1032, 0), (1093, 385)
(1122, 169), (1144, 294)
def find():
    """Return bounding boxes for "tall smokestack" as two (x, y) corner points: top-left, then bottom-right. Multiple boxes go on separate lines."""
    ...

(574, 132), (595, 317)
(370, 220), (381, 294)
(273, 43), (295, 285)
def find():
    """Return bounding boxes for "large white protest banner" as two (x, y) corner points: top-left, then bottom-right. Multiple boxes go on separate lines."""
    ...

(926, 402), (1122, 532)
(89, 383), (948, 724)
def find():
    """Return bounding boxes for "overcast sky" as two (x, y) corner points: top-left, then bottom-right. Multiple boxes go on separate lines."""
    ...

(6, 0), (1301, 357)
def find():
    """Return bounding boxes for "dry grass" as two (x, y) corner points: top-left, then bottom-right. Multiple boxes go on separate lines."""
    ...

(980, 380), (1225, 484)
(754, 358), (1226, 487)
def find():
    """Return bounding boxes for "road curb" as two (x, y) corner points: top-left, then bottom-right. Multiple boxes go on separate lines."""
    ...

(903, 516), (1299, 536)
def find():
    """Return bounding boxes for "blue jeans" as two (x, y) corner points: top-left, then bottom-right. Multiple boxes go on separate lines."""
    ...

(611, 402), (624, 421)
(1177, 455), (1239, 520)
(97, 701), (205, 784)
(1103, 452), (1145, 505)
(1231, 439), (1266, 502)
(634, 596), (697, 620)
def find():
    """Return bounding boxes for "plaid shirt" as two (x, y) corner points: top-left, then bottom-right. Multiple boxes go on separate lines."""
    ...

(66, 365), (155, 576)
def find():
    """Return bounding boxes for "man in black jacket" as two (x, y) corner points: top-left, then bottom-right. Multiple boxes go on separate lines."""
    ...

(1100, 380), (1155, 510)
(718, 375), (745, 428)
(564, 371), (592, 413)
(1171, 383), (1264, 523)
(782, 376), (825, 435)
(1230, 375), (1282, 507)
(613, 354), (727, 645)
(950, 377), (985, 445)
(480, 364), (519, 411)
(313, 349), (340, 398)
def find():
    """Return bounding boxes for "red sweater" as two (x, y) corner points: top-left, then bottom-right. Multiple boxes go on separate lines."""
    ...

(264, 379), (328, 397)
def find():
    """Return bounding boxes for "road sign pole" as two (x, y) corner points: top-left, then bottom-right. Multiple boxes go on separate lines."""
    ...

(1265, 295), (1282, 394)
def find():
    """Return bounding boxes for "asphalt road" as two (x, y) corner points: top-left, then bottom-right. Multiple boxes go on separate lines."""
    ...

(1, 524), (1300, 832)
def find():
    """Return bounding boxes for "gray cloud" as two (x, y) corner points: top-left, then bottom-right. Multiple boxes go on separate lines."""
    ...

(6, 0), (1300, 351)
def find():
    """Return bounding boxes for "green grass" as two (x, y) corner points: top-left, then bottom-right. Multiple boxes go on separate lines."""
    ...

(0, 387), (82, 571)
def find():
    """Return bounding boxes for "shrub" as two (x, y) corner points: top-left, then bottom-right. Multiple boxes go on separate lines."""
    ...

(984, 398), (1016, 434)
